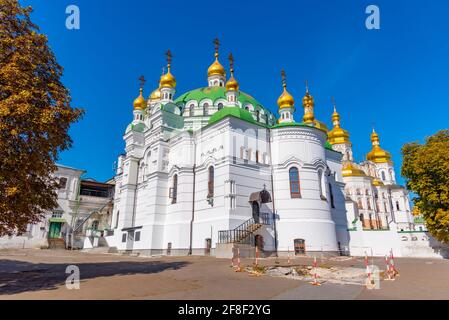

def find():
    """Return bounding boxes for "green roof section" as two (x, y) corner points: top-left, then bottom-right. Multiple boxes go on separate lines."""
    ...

(325, 141), (333, 150)
(130, 122), (147, 133)
(174, 87), (273, 117)
(208, 107), (257, 126)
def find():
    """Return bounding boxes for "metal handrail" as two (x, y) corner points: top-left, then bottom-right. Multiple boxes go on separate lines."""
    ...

(218, 212), (271, 244)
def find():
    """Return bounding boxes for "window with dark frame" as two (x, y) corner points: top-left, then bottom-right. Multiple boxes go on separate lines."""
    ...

(59, 177), (67, 189)
(172, 174), (178, 204)
(208, 166), (214, 198)
(135, 231), (141, 242)
(121, 233), (127, 243)
(329, 183), (335, 208)
(289, 167), (301, 198)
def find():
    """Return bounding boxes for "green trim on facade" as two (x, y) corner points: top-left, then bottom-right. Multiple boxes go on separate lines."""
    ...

(130, 122), (147, 132)
(49, 218), (66, 223)
(398, 230), (427, 234)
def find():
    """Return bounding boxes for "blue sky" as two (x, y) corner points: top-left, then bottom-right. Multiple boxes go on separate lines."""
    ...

(21, 0), (449, 183)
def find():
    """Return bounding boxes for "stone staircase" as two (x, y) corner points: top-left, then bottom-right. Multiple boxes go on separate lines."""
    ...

(218, 212), (271, 245)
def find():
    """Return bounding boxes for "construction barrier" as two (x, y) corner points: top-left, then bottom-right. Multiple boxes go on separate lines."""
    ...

(309, 256), (321, 286)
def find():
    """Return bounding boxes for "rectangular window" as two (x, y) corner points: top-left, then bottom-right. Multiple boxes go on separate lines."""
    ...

(135, 231), (141, 242)
(59, 177), (67, 189)
(121, 233), (127, 243)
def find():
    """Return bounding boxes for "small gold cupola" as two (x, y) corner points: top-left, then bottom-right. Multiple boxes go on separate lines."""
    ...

(302, 81), (315, 123)
(208, 38), (226, 78)
(133, 76), (147, 110)
(277, 69), (295, 109)
(328, 98), (350, 145)
(160, 50), (176, 89)
(366, 129), (392, 163)
(149, 80), (162, 102)
(225, 53), (239, 92)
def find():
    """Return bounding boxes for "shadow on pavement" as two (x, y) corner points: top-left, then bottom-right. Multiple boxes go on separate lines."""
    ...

(0, 259), (189, 295)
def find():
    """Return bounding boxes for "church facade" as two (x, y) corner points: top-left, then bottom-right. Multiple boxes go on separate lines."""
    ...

(106, 42), (447, 258)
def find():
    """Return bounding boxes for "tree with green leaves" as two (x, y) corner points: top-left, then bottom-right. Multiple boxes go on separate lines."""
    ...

(0, 0), (83, 236)
(401, 130), (449, 243)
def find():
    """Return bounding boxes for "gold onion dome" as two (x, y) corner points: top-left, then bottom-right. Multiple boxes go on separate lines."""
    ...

(302, 82), (315, 123)
(149, 82), (162, 101)
(277, 70), (295, 109)
(160, 50), (176, 89)
(366, 129), (392, 163)
(208, 38), (226, 77)
(328, 103), (350, 145)
(342, 162), (367, 177)
(225, 53), (239, 91)
(133, 88), (146, 110)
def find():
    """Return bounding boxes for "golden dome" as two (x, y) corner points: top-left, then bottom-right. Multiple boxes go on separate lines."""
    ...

(133, 88), (146, 110)
(302, 92), (314, 109)
(225, 75), (239, 91)
(277, 69), (295, 109)
(328, 105), (350, 145)
(225, 53), (239, 92)
(208, 38), (226, 77)
(160, 49), (176, 89)
(208, 58), (226, 77)
(160, 70), (176, 89)
(149, 87), (161, 101)
(277, 90), (295, 109)
(372, 178), (384, 186)
(366, 129), (392, 163)
(302, 82), (315, 123)
(342, 162), (367, 177)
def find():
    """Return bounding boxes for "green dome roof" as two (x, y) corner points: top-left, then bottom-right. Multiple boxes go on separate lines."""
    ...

(174, 86), (273, 117)
(208, 107), (257, 126)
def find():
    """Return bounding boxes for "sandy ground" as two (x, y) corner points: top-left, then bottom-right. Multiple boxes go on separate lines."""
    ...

(0, 249), (448, 300)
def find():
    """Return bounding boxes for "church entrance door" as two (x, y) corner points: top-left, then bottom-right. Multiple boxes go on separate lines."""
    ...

(252, 202), (260, 224)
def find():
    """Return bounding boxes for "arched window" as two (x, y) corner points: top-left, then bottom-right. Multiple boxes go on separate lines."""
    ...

(245, 106), (249, 111)
(381, 171), (386, 181)
(208, 166), (214, 198)
(318, 169), (326, 200)
(256, 110), (260, 122)
(171, 174), (178, 204)
(396, 201), (400, 211)
(189, 104), (194, 116)
(218, 103), (223, 110)
(265, 114), (269, 124)
(329, 183), (335, 208)
(289, 167), (301, 198)
(203, 103), (209, 116)
(256, 151), (260, 163)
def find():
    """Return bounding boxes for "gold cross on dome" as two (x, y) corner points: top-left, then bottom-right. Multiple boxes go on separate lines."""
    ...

(165, 50), (172, 66)
(213, 38), (220, 57)
(228, 53), (234, 71)
(281, 69), (287, 88)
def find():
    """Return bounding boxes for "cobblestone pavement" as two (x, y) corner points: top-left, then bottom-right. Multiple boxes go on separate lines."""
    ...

(0, 249), (448, 300)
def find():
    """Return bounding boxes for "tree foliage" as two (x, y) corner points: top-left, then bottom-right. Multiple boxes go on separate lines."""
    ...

(401, 130), (449, 243)
(0, 0), (83, 236)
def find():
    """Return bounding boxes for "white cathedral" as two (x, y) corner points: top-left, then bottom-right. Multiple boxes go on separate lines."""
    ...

(106, 41), (447, 258)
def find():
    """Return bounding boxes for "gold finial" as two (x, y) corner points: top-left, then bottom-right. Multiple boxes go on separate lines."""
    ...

(165, 49), (172, 71)
(281, 69), (287, 90)
(213, 38), (220, 59)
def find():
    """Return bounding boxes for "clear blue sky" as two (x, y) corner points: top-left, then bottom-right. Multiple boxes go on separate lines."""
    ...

(21, 0), (449, 183)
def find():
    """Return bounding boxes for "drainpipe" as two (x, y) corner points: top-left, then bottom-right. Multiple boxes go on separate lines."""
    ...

(268, 128), (278, 257)
(188, 136), (197, 255)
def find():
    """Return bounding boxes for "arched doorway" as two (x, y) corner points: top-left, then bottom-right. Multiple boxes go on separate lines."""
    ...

(252, 201), (260, 223)
(255, 235), (264, 251)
